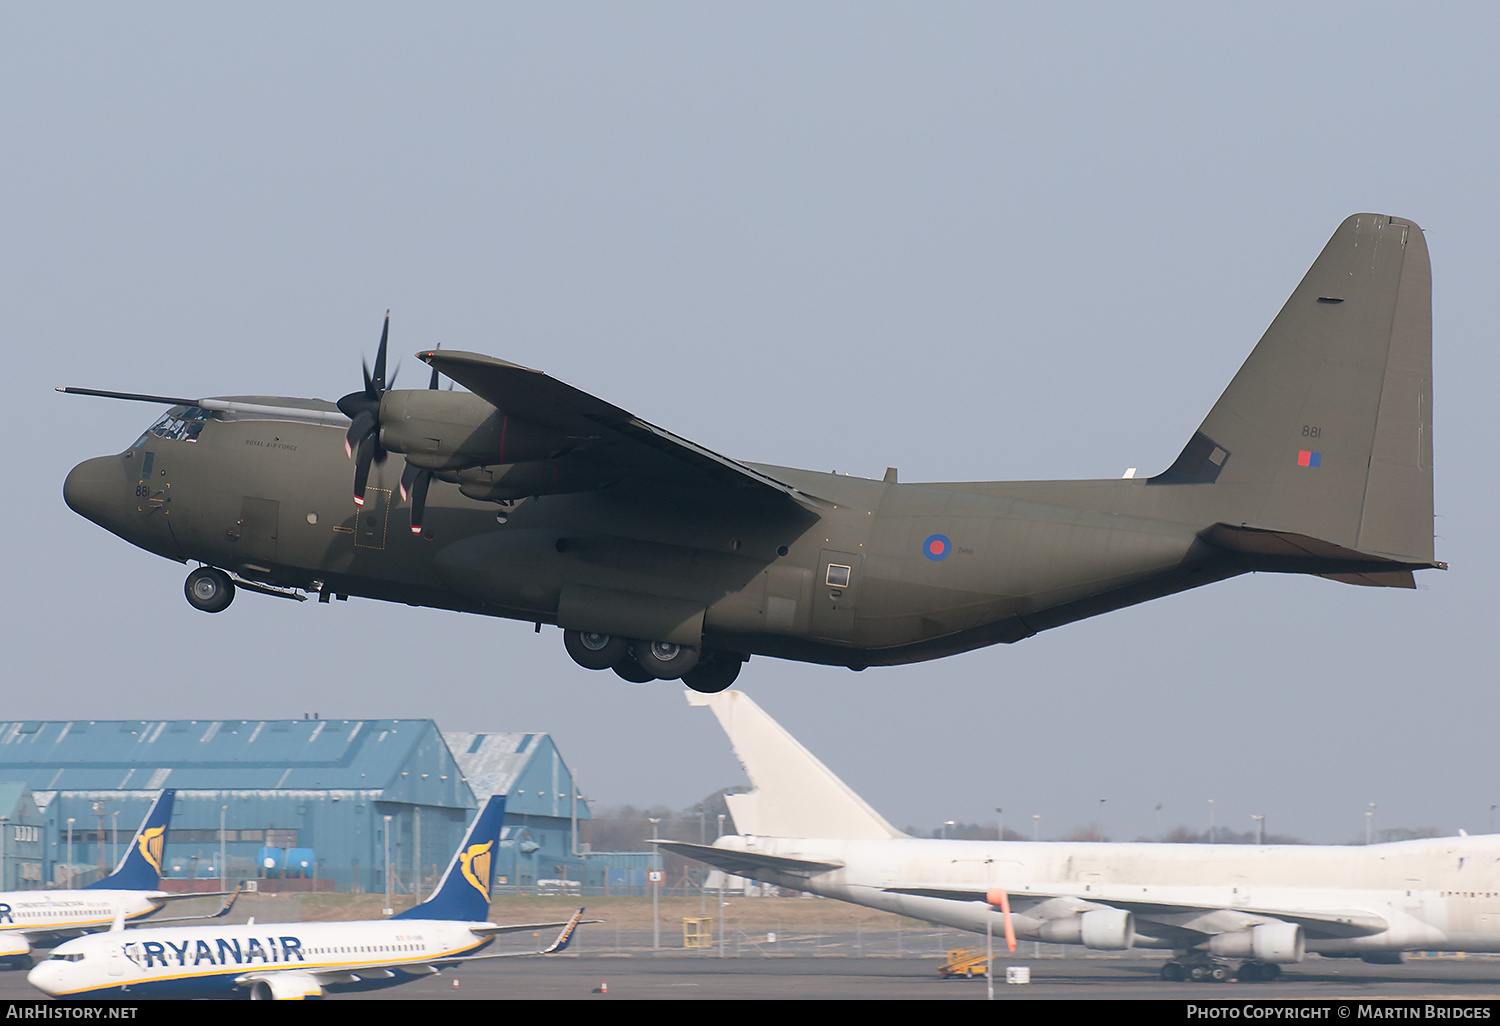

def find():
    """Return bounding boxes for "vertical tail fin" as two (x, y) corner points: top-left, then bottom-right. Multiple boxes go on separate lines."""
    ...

(1152, 214), (1435, 569)
(393, 795), (505, 922)
(686, 690), (903, 840)
(86, 789), (174, 891)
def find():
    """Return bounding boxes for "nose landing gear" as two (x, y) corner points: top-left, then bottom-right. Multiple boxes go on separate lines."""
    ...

(184, 567), (235, 613)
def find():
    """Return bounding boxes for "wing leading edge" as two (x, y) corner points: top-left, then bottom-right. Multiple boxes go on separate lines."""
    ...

(419, 350), (828, 509)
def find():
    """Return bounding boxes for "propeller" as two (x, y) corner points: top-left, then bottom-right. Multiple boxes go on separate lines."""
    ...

(336, 312), (394, 508)
(398, 346), (442, 534)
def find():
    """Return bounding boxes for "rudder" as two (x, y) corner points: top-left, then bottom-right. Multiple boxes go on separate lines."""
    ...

(86, 789), (174, 891)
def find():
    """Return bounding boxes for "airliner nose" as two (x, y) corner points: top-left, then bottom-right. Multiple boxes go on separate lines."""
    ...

(63, 456), (122, 527)
(26, 960), (63, 996)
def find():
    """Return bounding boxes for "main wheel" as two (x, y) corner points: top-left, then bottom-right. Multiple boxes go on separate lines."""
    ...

(612, 657), (655, 684)
(1160, 962), (1185, 982)
(683, 651), (743, 693)
(634, 640), (700, 680)
(185, 567), (235, 613)
(563, 630), (628, 670)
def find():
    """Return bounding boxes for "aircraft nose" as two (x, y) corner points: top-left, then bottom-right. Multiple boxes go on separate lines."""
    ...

(63, 456), (123, 527)
(26, 961), (63, 996)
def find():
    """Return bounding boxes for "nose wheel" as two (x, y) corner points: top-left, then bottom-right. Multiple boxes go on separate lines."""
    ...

(185, 567), (235, 613)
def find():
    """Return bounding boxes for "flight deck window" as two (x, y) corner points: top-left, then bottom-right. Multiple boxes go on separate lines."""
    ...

(142, 406), (209, 443)
(826, 564), (852, 588)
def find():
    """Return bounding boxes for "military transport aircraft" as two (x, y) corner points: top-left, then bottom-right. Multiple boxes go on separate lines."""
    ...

(0, 791), (236, 968)
(660, 690), (1500, 983)
(61, 214), (1440, 692)
(27, 796), (591, 1000)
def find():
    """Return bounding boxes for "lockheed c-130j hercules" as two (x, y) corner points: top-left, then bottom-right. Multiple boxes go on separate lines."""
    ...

(61, 214), (1441, 692)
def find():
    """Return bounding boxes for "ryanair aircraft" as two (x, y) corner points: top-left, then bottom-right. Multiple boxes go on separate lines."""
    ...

(0, 790), (229, 967)
(27, 796), (590, 1000)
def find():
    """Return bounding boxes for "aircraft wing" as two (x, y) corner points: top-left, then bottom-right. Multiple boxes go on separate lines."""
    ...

(132, 886), (243, 926)
(419, 350), (827, 509)
(653, 839), (843, 878)
(885, 886), (1388, 940)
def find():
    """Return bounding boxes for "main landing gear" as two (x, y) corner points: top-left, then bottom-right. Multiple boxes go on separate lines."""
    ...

(563, 630), (744, 693)
(1159, 954), (1281, 983)
(184, 567), (235, 613)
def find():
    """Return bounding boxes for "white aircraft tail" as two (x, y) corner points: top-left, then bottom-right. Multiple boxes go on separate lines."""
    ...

(686, 689), (904, 840)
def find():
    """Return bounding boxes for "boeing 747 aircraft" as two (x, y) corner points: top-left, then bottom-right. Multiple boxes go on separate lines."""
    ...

(27, 796), (589, 999)
(659, 691), (1500, 983)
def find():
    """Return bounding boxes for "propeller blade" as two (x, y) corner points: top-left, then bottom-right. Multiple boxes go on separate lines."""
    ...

(371, 312), (390, 394)
(345, 409), (376, 458)
(353, 433), (376, 506)
(408, 469), (431, 535)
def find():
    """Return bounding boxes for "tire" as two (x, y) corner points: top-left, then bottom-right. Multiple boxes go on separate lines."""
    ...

(634, 640), (700, 680)
(1160, 962), (1185, 982)
(612, 657), (655, 684)
(563, 630), (627, 670)
(185, 567), (235, 613)
(683, 651), (744, 693)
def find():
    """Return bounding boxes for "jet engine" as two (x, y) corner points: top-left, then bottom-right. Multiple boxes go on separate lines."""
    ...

(1207, 921), (1305, 963)
(1038, 908), (1135, 949)
(248, 972), (324, 1000)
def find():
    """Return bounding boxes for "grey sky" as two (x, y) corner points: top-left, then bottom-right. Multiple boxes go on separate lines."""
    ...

(5, 4), (1496, 844)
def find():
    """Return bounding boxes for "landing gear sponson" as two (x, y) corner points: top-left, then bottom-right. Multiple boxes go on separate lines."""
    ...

(563, 630), (743, 693)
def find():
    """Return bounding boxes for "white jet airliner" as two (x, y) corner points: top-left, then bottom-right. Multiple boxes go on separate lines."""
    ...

(0, 790), (234, 968)
(657, 691), (1500, 983)
(27, 795), (589, 999)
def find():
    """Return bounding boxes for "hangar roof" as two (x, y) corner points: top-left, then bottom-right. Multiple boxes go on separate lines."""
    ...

(0, 719), (468, 807)
(444, 732), (589, 821)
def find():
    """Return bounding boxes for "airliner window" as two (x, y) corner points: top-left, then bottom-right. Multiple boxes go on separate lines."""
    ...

(826, 564), (852, 588)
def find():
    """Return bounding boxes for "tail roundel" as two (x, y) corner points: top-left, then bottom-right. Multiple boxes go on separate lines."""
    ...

(394, 795), (507, 922)
(86, 790), (175, 891)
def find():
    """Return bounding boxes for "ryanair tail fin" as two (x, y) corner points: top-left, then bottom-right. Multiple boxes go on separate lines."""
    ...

(686, 690), (903, 840)
(86, 789), (174, 891)
(1152, 214), (1439, 582)
(394, 795), (505, 922)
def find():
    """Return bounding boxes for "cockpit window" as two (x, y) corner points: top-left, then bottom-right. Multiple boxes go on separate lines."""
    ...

(134, 406), (209, 448)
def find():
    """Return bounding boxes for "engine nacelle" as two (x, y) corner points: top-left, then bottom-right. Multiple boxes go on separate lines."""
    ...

(249, 972), (324, 1000)
(457, 457), (619, 501)
(1037, 908), (1134, 950)
(0, 931), (31, 959)
(380, 391), (568, 470)
(1208, 922), (1305, 963)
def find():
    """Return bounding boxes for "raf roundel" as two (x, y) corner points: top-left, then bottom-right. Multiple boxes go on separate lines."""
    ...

(923, 534), (952, 561)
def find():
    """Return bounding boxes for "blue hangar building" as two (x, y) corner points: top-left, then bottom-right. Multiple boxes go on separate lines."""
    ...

(0, 719), (595, 894)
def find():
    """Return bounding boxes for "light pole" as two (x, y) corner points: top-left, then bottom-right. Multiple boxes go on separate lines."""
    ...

(1, 815), (8, 891)
(1366, 803), (1376, 845)
(1206, 800), (1214, 844)
(1155, 803), (1163, 840)
(942, 820), (955, 840)
(111, 810), (119, 870)
(1252, 814), (1265, 845)
(649, 817), (661, 951)
(1032, 815), (1040, 842)
(1097, 798), (1106, 840)
(383, 814), (393, 912)
(716, 813), (726, 958)
(66, 818), (75, 888)
(220, 805), (228, 893)
(995, 807), (1003, 842)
